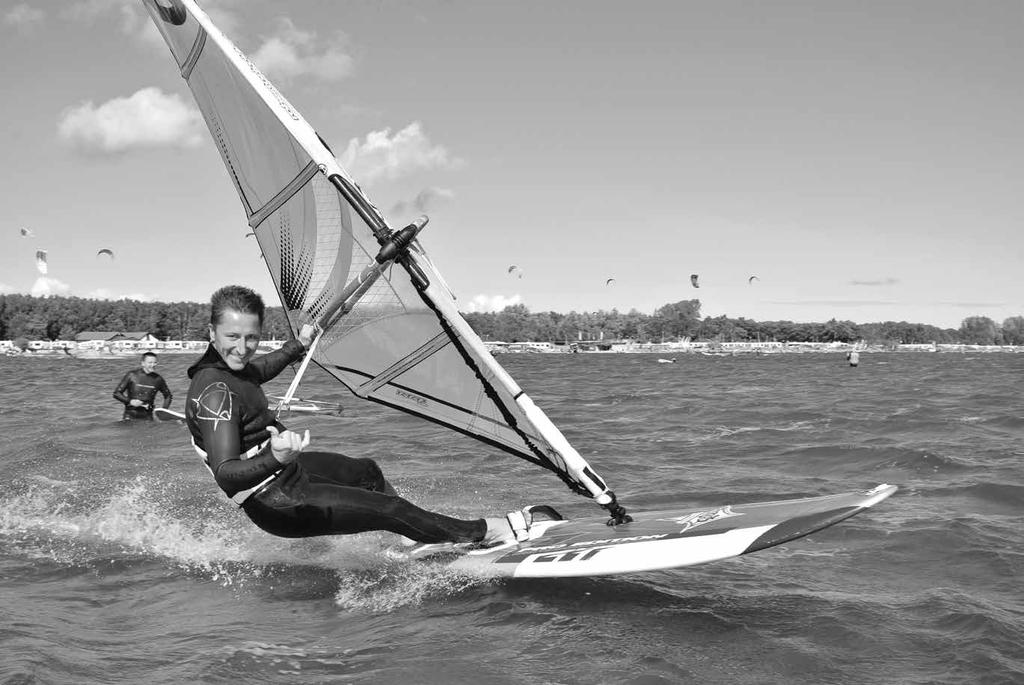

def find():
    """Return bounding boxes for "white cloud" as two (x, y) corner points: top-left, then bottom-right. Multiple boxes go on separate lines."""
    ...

(56, 0), (150, 45)
(252, 18), (354, 83)
(391, 186), (456, 220)
(50, 0), (246, 51)
(59, 0), (128, 21)
(4, 3), (45, 29)
(850, 277), (900, 286)
(56, 0), (200, 48)
(413, 187), (455, 211)
(340, 122), (462, 184)
(31, 277), (72, 298)
(463, 294), (522, 313)
(60, 0), (241, 32)
(57, 87), (205, 155)
(87, 288), (152, 302)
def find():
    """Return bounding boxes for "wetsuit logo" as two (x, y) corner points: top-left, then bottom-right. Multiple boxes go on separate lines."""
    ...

(148, 0), (187, 26)
(192, 381), (233, 429)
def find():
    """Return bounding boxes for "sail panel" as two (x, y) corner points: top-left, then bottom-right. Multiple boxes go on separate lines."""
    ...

(161, 24), (311, 214)
(320, 320), (543, 440)
(252, 175), (356, 321)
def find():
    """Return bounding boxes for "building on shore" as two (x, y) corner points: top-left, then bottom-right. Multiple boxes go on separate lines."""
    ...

(75, 331), (160, 352)
(4, 337), (1023, 357)
(482, 339), (1024, 355)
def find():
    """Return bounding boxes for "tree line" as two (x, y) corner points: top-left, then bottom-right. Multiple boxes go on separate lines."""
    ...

(463, 300), (1024, 346)
(0, 294), (293, 344)
(2, 294), (1022, 346)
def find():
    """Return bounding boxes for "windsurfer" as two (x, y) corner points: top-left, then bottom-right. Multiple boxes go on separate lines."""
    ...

(113, 352), (173, 421)
(185, 285), (519, 546)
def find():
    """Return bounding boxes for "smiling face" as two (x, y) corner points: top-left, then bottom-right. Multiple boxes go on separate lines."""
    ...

(209, 308), (262, 371)
(141, 354), (158, 374)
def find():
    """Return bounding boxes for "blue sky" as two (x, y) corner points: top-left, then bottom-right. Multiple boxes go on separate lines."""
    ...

(1, 0), (1020, 329)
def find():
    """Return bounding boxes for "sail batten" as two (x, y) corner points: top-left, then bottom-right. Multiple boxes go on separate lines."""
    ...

(249, 161), (320, 229)
(332, 366), (534, 434)
(354, 333), (451, 398)
(180, 26), (205, 79)
(142, 0), (621, 511)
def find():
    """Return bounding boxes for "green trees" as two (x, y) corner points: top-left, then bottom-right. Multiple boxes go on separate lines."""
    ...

(0, 293), (1018, 345)
(461, 307), (1005, 345)
(958, 316), (1000, 345)
(1001, 316), (1024, 345)
(652, 300), (702, 340)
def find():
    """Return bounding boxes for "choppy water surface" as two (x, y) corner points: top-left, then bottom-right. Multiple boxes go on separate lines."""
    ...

(1, 352), (1022, 684)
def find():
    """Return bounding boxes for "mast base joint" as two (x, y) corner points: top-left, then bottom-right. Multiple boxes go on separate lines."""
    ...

(601, 491), (632, 526)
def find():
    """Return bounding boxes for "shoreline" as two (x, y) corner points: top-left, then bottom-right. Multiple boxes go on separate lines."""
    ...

(4, 341), (1022, 359)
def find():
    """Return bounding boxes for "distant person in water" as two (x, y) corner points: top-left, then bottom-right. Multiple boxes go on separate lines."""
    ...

(113, 352), (173, 421)
(847, 349), (860, 367)
(184, 284), (523, 546)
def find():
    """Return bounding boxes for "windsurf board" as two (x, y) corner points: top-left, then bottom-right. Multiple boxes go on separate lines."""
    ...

(411, 484), (896, 578)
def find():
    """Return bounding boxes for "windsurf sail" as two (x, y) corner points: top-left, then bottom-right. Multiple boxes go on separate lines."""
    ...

(143, 0), (628, 522)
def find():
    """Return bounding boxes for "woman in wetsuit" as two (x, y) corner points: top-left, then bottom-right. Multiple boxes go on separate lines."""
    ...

(185, 285), (517, 546)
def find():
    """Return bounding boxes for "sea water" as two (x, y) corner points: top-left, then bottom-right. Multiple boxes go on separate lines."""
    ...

(1, 352), (1021, 684)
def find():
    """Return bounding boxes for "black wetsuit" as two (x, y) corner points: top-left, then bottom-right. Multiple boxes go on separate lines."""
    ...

(185, 342), (486, 543)
(113, 369), (173, 420)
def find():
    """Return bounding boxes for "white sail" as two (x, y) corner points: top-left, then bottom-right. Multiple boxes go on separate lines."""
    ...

(142, 0), (625, 516)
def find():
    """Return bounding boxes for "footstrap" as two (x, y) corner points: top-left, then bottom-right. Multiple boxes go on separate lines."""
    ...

(524, 504), (564, 522)
(506, 510), (528, 542)
(506, 504), (565, 542)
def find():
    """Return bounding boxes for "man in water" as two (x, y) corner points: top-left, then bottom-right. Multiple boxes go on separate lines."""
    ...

(113, 351), (174, 420)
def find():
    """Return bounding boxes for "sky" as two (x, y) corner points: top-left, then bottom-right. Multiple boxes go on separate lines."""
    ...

(0, 0), (1020, 329)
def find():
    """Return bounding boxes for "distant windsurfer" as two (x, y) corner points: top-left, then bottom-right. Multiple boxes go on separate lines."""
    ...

(185, 285), (521, 546)
(113, 352), (173, 420)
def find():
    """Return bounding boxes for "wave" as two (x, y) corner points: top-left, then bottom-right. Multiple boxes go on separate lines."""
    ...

(773, 445), (976, 479)
(893, 589), (1024, 681)
(962, 482), (1024, 510)
(872, 448), (977, 473)
(906, 481), (1024, 517)
(0, 476), (496, 609)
